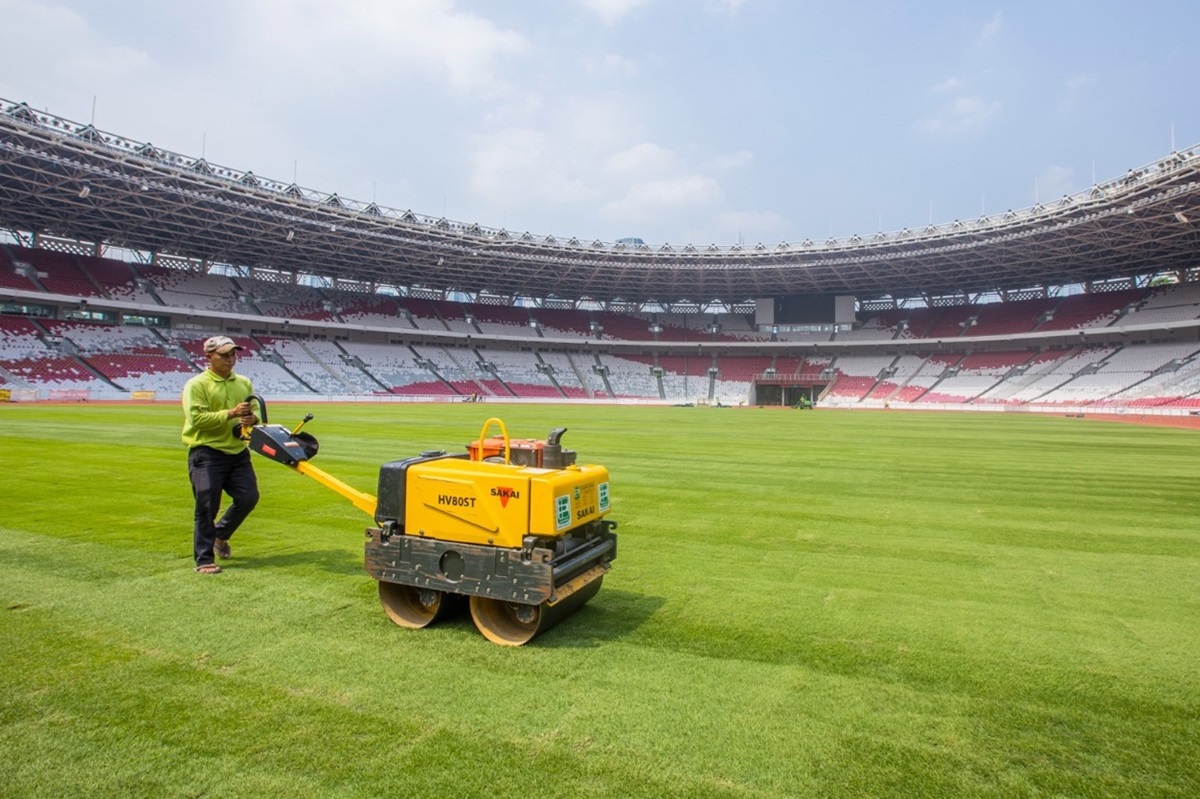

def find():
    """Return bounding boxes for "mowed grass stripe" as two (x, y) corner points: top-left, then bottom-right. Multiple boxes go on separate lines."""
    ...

(1, 403), (1197, 798)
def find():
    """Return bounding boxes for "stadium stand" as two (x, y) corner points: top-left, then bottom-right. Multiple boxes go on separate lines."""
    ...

(836, 310), (904, 341)
(338, 295), (414, 328)
(919, 306), (977, 340)
(823, 354), (898, 402)
(1118, 282), (1200, 326)
(5, 238), (1200, 412)
(5, 101), (1200, 412)
(146, 269), (245, 313)
(468, 303), (539, 338)
(530, 308), (594, 339)
(13, 248), (104, 298)
(1036, 289), (1145, 331)
(338, 340), (433, 393)
(1, 247), (44, 291)
(234, 278), (337, 321)
(970, 298), (1056, 336)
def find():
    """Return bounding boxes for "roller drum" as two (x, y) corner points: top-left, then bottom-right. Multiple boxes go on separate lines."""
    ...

(470, 576), (604, 646)
(378, 582), (452, 629)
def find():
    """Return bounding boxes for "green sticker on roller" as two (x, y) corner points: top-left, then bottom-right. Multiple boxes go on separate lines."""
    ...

(556, 495), (571, 529)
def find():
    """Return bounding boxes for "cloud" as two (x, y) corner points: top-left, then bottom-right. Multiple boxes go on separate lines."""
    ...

(465, 91), (650, 219)
(979, 11), (1003, 40)
(583, 52), (638, 79)
(467, 109), (732, 234)
(600, 175), (723, 223)
(1035, 165), (1075, 203)
(1060, 73), (1096, 112)
(606, 142), (683, 176)
(708, 150), (753, 170)
(578, 0), (652, 24)
(232, 0), (531, 95)
(468, 126), (597, 209)
(466, 67), (740, 237)
(606, 144), (750, 181)
(915, 95), (1002, 135)
(1064, 74), (1096, 92)
(0, 0), (155, 104)
(913, 14), (1003, 138)
(706, 0), (750, 14)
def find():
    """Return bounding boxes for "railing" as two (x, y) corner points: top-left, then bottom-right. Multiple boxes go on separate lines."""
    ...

(754, 372), (827, 384)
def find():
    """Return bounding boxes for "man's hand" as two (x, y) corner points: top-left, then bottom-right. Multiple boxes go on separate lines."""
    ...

(239, 413), (259, 426)
(227, 401), (253, 419)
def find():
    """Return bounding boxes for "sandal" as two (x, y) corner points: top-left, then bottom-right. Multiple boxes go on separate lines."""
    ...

(195, 563), (223, 574)
(215, 538), (231, 559)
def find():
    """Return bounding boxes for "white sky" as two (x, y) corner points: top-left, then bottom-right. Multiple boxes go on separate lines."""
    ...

(2, 0), (1198, 247)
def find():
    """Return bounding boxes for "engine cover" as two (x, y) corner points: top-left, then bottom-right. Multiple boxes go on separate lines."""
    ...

(399, 458), (611, 549)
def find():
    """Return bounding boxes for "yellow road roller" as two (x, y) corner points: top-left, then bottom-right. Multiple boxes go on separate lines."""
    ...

(244, 399), (617, 646)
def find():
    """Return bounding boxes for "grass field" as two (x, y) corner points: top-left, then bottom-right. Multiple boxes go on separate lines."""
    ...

(1, 402), (1198, 798)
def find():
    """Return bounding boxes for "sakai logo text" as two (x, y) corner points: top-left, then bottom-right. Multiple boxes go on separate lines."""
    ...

(491, 486), (520, 507)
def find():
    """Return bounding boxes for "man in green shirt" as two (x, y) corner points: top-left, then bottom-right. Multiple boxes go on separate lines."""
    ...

(182, 336), (260, 574)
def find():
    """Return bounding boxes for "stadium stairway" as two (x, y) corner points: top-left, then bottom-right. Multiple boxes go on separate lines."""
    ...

(423, 363), (465, 397)
(589, 354), (615, 397)
(531, 352), (568, 399)
(569, 353), (598, 397)
(1, 246), (50, 293)
(0, 362), (29, 388)
(306, 339), (361, 393)
(248, 336), (318, 393)
(330, 340), (391, 393)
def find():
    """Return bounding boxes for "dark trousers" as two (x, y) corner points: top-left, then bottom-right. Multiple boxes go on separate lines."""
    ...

(188, 446), (259, 566)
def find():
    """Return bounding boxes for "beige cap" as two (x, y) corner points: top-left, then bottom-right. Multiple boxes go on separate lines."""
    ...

(203, 335), (243, 354)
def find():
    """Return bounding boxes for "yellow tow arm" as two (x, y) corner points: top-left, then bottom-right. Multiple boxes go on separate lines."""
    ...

(293, 461), (378, 518)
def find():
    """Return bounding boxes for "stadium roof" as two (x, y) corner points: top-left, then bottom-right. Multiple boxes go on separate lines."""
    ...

(2, 98), (1199, 305)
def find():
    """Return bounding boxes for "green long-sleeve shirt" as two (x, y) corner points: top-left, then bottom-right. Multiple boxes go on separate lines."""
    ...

(181, 368), (257, 453)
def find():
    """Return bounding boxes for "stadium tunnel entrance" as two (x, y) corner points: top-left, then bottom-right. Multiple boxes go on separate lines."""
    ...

(753, 380), (824, 407)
